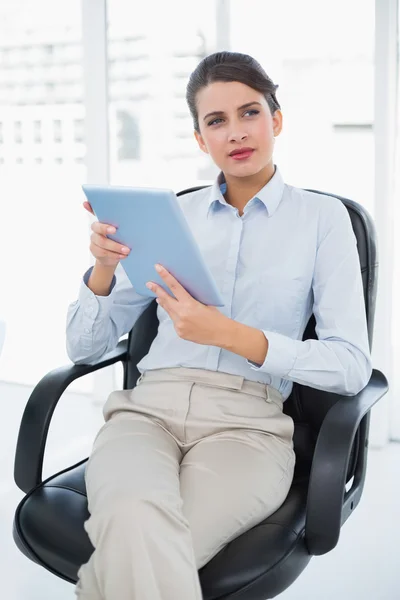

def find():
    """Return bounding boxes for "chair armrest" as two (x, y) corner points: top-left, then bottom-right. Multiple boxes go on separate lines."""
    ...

(305, 368), (389, 556)
(14, 339), (128, 494)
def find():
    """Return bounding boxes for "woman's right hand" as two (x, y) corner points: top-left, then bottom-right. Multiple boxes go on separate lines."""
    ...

(84, 201), (130, 267)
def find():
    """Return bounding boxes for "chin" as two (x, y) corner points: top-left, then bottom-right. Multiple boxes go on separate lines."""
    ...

(225, 163), (262, 179)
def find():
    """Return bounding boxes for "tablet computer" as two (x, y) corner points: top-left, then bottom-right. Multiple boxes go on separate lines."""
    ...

(82, 184), (224, 307)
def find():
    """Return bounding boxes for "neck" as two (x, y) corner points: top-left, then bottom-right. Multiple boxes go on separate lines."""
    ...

(223, 162), (276, 214)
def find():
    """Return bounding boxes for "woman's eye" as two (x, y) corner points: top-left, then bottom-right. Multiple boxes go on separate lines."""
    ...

(207, 110), (259, 126)
(208, 117), (223, 126)
(244, 109), (260, 117)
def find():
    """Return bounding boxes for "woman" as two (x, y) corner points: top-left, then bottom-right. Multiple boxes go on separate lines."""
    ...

(67, 51), (372, 600)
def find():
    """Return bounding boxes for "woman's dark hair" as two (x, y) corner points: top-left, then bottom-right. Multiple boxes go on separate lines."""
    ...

(186, 51), (281, 132)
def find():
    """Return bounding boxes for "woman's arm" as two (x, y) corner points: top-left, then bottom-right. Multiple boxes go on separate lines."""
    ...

(66, 263), (153, 365)
(87, 261), (117, 296)
(224, 200), (372, 396)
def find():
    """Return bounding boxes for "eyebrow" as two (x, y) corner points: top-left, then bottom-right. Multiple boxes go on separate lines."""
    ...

(203, 101), (262, 122)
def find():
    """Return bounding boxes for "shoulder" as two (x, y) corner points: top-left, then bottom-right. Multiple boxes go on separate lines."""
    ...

(175, 185), (212, 205)
(286, 185), (347, 214)
(283, 184), (353, 248)
(175, 184), (213, 217)
(286, 184), (350, 225)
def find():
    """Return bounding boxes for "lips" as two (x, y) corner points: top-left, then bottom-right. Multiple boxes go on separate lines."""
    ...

(229, 147), (254, 160)
(229, 147), (254, 156)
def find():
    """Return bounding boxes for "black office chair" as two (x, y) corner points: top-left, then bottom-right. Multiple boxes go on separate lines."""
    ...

(13, 187), (389, 599)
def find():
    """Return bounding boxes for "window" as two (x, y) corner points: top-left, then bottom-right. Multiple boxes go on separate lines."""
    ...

(230, 0), (375, 213)
(73, 118), (84, 143)
(53, 118), (62, 142)
(33, 120), (42, 143)
(45, 44), (54, 57)
(116, 109), (140, 160)
(107, 0), (217, 188)
(0, 0), (88, 389)
(14, 120), (22, 143)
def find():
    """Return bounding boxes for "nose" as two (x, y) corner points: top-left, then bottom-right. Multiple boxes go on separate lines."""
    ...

(228, 129), (248, 143)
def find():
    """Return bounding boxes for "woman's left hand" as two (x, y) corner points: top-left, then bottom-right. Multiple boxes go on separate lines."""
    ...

(146, 264), (229, 346)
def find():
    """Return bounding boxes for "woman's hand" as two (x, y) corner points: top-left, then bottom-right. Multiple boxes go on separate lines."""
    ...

(83, 201), (130, 268)
(146, 264), (230, 346)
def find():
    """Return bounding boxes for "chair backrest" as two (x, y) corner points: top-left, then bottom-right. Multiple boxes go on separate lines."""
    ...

(124, 186), (378, 478)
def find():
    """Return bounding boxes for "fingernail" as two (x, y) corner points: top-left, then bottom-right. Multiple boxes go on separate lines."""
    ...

(107, 226), (116, 233)
(155, 264), (163, 272)
(121, 247), (129, 253)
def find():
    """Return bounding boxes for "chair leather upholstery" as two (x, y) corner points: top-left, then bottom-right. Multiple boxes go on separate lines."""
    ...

(14, 460), (311, 598)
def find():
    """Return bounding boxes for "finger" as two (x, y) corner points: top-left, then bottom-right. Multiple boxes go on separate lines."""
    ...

(91, 221), (118, 237)
(146, 281), (170, 300)
(83, 201), (95, 215)
(90, 239), (128, 260)
(147, 284), (177, 319)
(91, 232), (130, 256)
(155, 265), (188, 299)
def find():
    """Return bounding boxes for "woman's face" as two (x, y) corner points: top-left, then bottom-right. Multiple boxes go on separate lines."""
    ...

(194, 81), (282, 179)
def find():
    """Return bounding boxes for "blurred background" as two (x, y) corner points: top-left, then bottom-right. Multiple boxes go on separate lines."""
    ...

(0, 1), (398, 598)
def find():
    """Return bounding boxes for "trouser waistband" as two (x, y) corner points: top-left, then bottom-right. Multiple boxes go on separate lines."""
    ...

(138, 367), (283, 403)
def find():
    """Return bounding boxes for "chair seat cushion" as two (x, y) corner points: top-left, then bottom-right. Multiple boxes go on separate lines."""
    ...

(14, 461), (311, 599)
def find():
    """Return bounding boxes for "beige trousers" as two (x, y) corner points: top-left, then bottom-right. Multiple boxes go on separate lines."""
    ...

(75, 367), (295, 600)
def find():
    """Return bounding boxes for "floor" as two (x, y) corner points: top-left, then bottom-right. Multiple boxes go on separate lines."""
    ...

(0, 380), (399, 600)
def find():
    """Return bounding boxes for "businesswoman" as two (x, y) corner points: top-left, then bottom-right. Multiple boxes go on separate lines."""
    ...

(67, 51), (372, 600)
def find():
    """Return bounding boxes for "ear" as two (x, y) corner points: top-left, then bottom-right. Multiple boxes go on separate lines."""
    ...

(194, 130), (209, 154)
(272, 109), (283, 138)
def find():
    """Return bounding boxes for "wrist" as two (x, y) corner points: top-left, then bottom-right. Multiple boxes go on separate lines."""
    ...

(94, 260), (118, 274)
(217, 319), (269, 365)
(88, 261), (117, 296)
(217, 316), (238, 350)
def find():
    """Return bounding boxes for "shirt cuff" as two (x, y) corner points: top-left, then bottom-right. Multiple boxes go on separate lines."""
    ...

(78, 266), (117, 321)
(246, 330), (298, 377)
